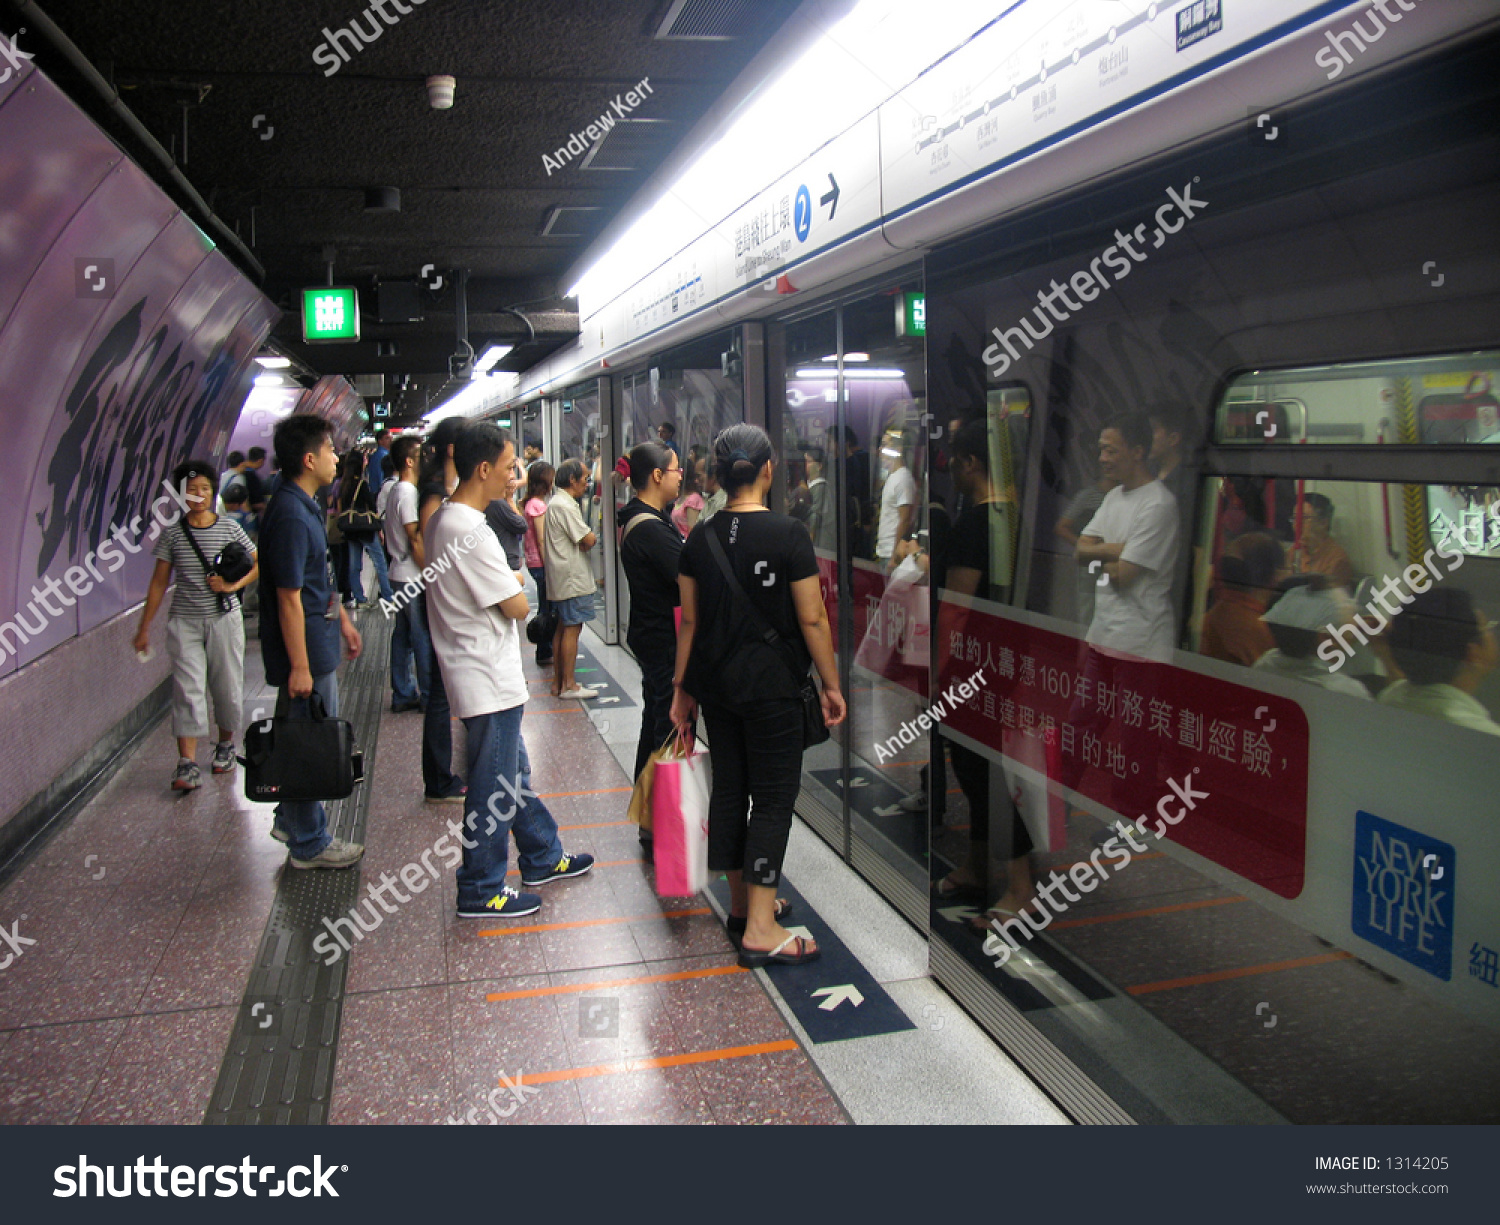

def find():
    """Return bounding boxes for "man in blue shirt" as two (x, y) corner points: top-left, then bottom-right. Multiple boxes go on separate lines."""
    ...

(258, 414), (365, 868)
(369, 430), (392, 499)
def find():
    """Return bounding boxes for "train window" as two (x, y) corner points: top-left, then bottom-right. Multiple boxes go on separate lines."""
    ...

(1192, 475), (1500, 734)
(1216, 353), (1500, 446)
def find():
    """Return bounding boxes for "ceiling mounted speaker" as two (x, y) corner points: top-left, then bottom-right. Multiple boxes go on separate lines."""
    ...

(426, 75), (456, 109)
(365, 186), (401, 212)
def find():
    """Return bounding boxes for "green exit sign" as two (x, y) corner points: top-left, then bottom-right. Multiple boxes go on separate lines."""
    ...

(302, 287), (361, 342)
(896, 291), (926, 338)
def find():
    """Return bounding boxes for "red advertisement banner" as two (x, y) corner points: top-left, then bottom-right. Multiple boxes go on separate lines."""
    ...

(937, 605), (1310, 898)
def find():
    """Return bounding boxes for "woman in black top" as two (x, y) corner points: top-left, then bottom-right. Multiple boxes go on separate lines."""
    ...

(672, 425), (846, 967)
(619, 441), (685, 806)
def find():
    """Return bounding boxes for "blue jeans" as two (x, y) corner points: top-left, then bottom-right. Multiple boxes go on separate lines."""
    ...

(348, 536), (394, 602)
(457, 705), (563, 907)
(274, 670), (339, 859)
(415, 594), (461, 796)
(389, 592), (428, 706)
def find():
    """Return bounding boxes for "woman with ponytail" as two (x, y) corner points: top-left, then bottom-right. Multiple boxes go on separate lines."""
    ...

(671, 425), (846, 966)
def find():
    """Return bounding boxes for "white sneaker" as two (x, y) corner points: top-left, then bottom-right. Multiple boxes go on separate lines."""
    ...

(289, 836), (365, 869)
(560, 686), (598, 700)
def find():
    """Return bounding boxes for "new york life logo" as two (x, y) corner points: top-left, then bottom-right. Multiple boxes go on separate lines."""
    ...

(1352, 811), (1455, 981)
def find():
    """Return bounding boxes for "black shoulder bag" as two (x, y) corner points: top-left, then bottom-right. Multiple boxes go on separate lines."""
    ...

(701, 523), (829, 748)
(240, 689), (365, 802)
(180, 521), (250, 614)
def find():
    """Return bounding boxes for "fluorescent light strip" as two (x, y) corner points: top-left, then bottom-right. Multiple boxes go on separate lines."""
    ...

(793, 367), (908, 380)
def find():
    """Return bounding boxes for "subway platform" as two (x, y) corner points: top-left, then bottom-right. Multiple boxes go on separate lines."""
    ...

(0, 608), (1063, 1127)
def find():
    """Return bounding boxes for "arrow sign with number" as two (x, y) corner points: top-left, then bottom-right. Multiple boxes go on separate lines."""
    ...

(811, 984), (864, 1012)
(594, 696), (620, 704)
(874, 803), (904, 817)
(820, 172), (840, 219)
(938, 905), (979, 924)
(783, 925), (814, 943)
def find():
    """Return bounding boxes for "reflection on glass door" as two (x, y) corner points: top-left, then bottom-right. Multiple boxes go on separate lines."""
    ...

(775, 281), (929, 917)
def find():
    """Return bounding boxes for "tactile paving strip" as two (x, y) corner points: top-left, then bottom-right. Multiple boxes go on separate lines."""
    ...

(203, 612), (391, 1125)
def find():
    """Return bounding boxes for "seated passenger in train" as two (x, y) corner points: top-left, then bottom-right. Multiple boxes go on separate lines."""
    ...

(1377, 587), (1500, 736)
(1199, 532), (1284, 667)
(1253, 576), (1371, 699)
(1289, 492), (1357, 590)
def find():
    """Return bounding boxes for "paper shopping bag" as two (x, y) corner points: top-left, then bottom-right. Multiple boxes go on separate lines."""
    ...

(627, 730), (682, 833)
(651, 730), (711, 897)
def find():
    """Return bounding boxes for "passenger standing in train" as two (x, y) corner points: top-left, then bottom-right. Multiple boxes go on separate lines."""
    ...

(875, 426), (917, 572)
(1290, 492), (1357, 590)
(1076, 414), (1180, 663)
(523, 462), (556, 667)
(1254, 577), (1372, 699)
(671, 451), (706, 536)
(425, 424), (594, 918)
(1069, 414), (1181, 813)
(1199, 532), (1284, 667)
(256, 415), (364, 868)
(619, 441), (686, 840)
(1378, 587), (1500, 735)
(383, 435), (426, 714)
(416, 417), (468, 803)
(657, 420), (681, 463)
(1054, 465), (1117, 627)
(543, 457), (600, 700)
(803, 446), (838, 552)
(134, 460), (258, 792)
(672, 424), (845, 966)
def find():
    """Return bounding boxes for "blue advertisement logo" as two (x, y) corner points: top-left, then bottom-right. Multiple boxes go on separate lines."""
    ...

(1351, 811), (1454, 981)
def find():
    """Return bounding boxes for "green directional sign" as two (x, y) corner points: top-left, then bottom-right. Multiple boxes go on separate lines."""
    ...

(896, 291), (926, 338)
(302, 287), (360, 342)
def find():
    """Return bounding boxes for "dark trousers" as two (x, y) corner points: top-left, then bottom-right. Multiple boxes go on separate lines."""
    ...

(528, 565), (553, 662)
(949, 739), (1033, 859)
(331, 539), (351, 600)
(632, 634), (677, 782)
(702, 699), (803, 887)
(415, 594), (461, 796)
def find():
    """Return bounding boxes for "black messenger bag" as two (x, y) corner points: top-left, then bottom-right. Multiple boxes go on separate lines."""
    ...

(241, 690), (365, 802)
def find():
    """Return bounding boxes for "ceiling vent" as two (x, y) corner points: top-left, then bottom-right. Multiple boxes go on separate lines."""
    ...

(654, 0), (758, 40)
(579, 118), (673, 171)
(541, 206), (605, 238)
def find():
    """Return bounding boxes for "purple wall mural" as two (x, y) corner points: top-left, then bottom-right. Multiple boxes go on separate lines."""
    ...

(0, 57), (279, 677)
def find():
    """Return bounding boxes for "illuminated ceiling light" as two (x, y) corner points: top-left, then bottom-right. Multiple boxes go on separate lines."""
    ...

(254, 372), (286, 386)
(473, 343), (514, 375)
(255, 354), (291, 369)
(793, 367), (907, 380)
(820, 353), (869, 362)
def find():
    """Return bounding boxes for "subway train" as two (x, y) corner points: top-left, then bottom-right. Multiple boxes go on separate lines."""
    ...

(496, 1), (1500, 1123)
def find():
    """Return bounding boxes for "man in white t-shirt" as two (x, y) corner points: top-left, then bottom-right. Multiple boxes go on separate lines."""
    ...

(425, 423), (594, 919)
(875, 428), (916, 570)
(1076, 415), (1180, 663)
(382, 435), (426, 712)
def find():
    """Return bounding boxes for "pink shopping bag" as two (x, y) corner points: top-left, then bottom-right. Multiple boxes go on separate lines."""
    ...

(651, 729), (711, 897)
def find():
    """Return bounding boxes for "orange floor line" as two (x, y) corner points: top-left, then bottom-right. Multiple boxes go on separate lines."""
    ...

(557, 819), (632, 831)
(516, 1040), (798, 1086)
(1126, 951), (1353, 996)
(479, 906), (711, 937)
(486, 964), (746, 1001)
(1050, 894), (1244, 930)
(541, 787), (633, 798)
